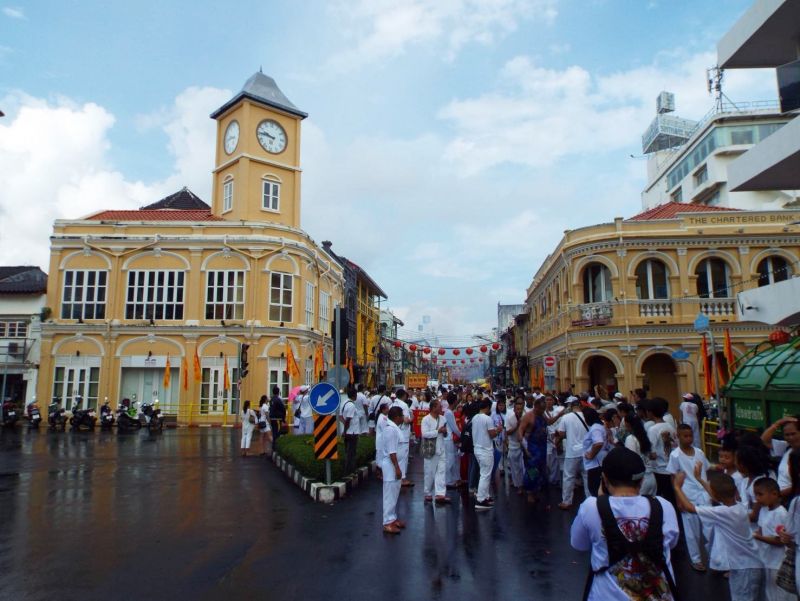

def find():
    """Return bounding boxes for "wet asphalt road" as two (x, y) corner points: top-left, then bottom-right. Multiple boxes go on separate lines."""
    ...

(0, 427), (729, 601)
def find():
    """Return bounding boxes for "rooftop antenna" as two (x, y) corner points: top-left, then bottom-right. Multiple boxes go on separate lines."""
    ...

(707, 66), (739, 111)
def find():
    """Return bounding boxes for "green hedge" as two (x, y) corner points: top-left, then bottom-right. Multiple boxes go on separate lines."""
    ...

(275, 434), (376, 482)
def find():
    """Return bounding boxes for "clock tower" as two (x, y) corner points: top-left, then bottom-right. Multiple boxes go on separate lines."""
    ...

(210, 71), (307, 227)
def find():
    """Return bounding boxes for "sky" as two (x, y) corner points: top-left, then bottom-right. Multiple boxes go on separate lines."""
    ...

(0, 0), (779, 341)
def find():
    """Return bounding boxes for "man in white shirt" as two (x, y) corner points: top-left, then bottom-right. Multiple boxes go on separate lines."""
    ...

(341, 387), (361, 476)
(760, 416), (800, 496)
(472, 399), (500, 510)
(368, 385), (389, 435)
(392, 389), (413, 487)
(443, 393), (462, 488)
(421, 399), (449, 504)
(571, 447), (680, 601)
(297, 385), (313, 434)
(544, 395), (565, 486)
(381, 407), (405, 534)
(646, 397), (678, 503)
(356, 384), (369, 435)
(555, 401), (590, 509)
(506, 398), (525, 489)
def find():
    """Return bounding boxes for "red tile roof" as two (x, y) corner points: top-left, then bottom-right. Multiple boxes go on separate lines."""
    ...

(627, 202), (742, 221)
(86, 209), (223, 222)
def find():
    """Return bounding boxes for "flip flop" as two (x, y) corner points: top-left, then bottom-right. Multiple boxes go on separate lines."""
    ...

(383, 525), (401, 535)
(393, 520), (406, 529)
(691, 563), (707, 572)
(435, 497), (452, 504)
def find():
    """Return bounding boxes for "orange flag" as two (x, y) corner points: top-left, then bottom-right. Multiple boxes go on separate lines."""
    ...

(347, 357), (355, 384)
(193, 348), (201, 382)
(724, 329), (735, 379)
(313, 344), (324, 381)
(701, 335), (713, 398)
(163, 355), (171, 389)
(223, 356), (231, 391)
(286, 342), (300, 380)
(181, 356), (189, 391)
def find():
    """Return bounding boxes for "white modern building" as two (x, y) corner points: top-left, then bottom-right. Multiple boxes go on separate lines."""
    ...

(719, 0), (800, 328)
(0, 267), (47, 405)
(641, 92), (797, 211)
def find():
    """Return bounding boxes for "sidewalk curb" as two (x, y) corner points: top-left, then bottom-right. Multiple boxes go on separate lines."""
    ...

(270, 452), (376, 504)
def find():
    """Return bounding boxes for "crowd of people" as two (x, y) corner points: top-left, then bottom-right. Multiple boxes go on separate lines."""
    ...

(241, 380), (800, 601)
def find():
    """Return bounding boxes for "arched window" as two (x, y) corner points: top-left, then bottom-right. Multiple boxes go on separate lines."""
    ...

(582, 263), (612, 303)
(757, 256), (790, 287)
(635, 259), (669, 300)
(695, 258), (730, 298)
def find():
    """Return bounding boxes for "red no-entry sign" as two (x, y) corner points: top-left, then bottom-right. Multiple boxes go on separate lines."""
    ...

(543, 355), (557, 376)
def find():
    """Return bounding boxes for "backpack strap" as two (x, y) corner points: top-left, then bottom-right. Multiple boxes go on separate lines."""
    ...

(644, 497), (681, 601)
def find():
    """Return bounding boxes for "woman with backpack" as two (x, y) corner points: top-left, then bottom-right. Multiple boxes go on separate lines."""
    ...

(240, 400), (257, 457)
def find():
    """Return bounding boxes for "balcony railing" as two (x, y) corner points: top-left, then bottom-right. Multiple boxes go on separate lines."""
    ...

(637, 300), (673, 318)
(699, 298), (736, 317)
(571, 303), (613, 327)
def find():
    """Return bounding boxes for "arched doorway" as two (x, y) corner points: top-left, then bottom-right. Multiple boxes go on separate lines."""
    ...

(642, 353), (679, 412)
(587, 356), (618, 394)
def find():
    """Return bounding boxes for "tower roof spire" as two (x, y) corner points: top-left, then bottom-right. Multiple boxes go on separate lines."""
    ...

(210, 71), (307, 120)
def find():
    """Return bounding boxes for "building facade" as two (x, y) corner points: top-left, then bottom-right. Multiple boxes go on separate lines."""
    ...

(0, 267), (47, 405)
(37, 72), (344, 423)
(641, 93), (797, 211)
(523, 202), (799, 413)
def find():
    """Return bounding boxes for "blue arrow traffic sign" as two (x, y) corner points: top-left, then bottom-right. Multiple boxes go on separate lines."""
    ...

(308, 382), (341, 416)
(693, 313), (710, 332)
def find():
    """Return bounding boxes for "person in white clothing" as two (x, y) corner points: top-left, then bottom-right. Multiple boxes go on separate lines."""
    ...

(240, 400), (258, 457)
(421, 399), (450, 504)
(342, 387), (361, 476)
(544, 395), (564, 486)
(258, 395), (272, 457)
(381, 407), (406, 534)
(392, 389), (413, 487)
(752, 478), (793, 601)
(622, 413), (657, 496)
(760, 416), (800, 497)
(374, 398), (392, 467)
(356, 384), (370, 435)
(666, 424), (711, 572)
(679, 393), (701, 447)
(571, 447), (680, 601)
(368, 385), (390, 434)
(646, 397), (678, 504)
(297, 386), (313, 434)
(506, 398), (525, 490)
(555, 401), (590, 509)
(472, 399), (500, 510)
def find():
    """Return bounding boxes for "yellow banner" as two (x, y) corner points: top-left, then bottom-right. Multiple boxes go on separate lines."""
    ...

(405, 373), (428, 389)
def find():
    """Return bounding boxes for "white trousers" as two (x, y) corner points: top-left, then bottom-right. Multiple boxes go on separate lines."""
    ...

(424, 451), (447, 497)
(547, 446), (561, 485)
(681, 511), (705, 564)
(444, 438), (460, 485)
(562, 456), (588, 504)
(241, 427), (254, 449)
(475, 447), (494, 502)
(765, 568), (795, 601)
(383, 479), (401, 526)
(397, 441), (410, 479)
(300, 416), (314, 435)
(508, 445), (524, 488)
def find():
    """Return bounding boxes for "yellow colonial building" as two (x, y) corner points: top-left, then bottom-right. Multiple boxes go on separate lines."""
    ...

(524, 202), (799, 413)
(37, 72), (344, 424)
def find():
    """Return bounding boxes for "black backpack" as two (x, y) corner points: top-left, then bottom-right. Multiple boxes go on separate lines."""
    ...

(459, 420), (474, 454)
(583, 496), (680, 601)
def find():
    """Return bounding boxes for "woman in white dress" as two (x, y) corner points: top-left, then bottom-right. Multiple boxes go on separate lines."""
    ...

(679, 393), (701, 447)
(259, 395), (272, 457)
(240, 400), (257, 457)
(622, 413), (657, 496)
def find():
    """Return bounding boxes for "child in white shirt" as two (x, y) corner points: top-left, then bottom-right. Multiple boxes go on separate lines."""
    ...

(674, 470), (765, 601)
(667, 424), (710, 571)
(753, 478), (793, 601)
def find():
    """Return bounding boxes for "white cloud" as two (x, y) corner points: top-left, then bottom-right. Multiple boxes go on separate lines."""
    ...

(439, 51), (777, 175)
(326, 0), (558, 71)
(0, 86), (229, 267)
(2, 6), (24, 18)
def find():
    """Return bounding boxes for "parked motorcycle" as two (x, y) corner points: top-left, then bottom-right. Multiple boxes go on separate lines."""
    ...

(69, 396), (97, 431)
(1, 400), (18, 428)
(48, 401), (67, 431)
(99, 398), (115, 430)
(141, 400), (163, 433)
(116, 399), (141, 432)
(26, 400), (42, 429)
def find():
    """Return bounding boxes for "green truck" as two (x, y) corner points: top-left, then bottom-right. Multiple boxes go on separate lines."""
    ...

(725, 335), (800, 431)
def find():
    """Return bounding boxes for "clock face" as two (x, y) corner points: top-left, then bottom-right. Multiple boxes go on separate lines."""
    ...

(256, 119), (287, 154)
(224, 120), (239, 154)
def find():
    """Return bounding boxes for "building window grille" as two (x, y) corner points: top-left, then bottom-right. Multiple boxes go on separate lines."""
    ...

(125, 270), (185, 320)
(205, 271), (245, 320)
(61, 270), (107, 320)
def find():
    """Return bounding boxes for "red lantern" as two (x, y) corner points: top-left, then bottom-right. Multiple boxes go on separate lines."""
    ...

(423, 347), (431, 354)
(492, 343), (500, 351)
(393, 340), (402, 348)
(409, 344), (417, 352)
(466, 348), (474, 355)
(480, 345), (488, 353)
(769, 330), (791, 345)
(461, 359), (465, 364)
(451, 360), (456, 365)
(470, 358), (475, 363)
(453, 349), (460, 356)
(438, 348), (446, 356)
(478, 358), (483, 362)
